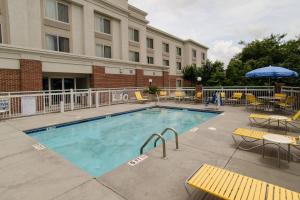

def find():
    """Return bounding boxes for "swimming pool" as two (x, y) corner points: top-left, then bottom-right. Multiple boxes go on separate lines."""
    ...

(27, 107), (218, 177)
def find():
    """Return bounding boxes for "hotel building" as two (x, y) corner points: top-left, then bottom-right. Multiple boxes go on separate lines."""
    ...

(0, 0), (208, 91)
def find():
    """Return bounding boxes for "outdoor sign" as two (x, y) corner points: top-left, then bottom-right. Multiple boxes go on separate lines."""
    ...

(112, 91), (129, 102)
(21, 96), (37, 116)
(112, 91), (123, 102)
(0, 98), (9, 112)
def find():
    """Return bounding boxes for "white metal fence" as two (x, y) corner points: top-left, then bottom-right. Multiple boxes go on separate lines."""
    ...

(202, 86), (275, 105)
(0, 87), (197, 119)
(0, 86), (299, 119)
(281, 86), (300, 111)
(0, 88), (145, 119)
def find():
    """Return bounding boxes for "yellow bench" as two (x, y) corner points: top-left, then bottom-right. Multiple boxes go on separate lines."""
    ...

(185, 164), (300, 200)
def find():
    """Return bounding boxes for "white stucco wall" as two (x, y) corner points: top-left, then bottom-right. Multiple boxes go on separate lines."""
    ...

(72, 4), (84, 55)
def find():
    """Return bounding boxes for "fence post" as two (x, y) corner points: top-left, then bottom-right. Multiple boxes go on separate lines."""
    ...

(70, 89), (74, 111)
(88, 88), (92, 108)
(245, 86), (248, 109)
(8, 93), (11, 118)
(108, 89), (111, 105)
(95, 91), (99, 108)
(43, 92), (46, 113)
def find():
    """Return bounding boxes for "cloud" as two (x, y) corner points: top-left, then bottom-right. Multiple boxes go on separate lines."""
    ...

(208, 40), (242, 67)
(128, 0), (300, 66)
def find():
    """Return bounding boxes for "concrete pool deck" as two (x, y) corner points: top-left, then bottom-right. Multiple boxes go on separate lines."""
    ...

(0, 102), (299, 200)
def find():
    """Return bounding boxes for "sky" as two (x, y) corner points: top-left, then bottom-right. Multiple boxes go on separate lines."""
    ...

(128, 0), (300, 67)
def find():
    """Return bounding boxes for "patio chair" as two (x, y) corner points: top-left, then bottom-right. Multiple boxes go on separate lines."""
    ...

(274, 93), (287, 102)
(220, 92), (226, 102)
(194, 92), (202, 103)
(175, 91), (184, 101)
(249, 110), (300, 130)
(185, 164), (300, 199)
(159, 91), (168, 100)
(276, 96), (296, 110)
(227, 92), (243, 105)
(134, 91), (148, 103)
(246, 93), (264, 110)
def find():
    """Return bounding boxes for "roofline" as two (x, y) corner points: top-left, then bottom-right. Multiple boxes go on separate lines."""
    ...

(146, 26), (209, 49)
(128, 4), (148, 16)
(184, 39), (209, 49)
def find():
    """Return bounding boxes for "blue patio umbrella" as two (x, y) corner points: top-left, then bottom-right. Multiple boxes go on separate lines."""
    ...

(245, 65), (298, 78)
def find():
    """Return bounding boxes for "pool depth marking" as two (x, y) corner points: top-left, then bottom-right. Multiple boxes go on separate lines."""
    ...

(32, 143), (46, 151)
(128, 155), (148, 166)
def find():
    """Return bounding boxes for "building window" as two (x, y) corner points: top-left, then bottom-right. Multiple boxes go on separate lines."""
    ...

(95, 15), (111, 34)
(163, 59), (169, 66)
(176, 79), (182, 87)
(46, 34), (70, 52)
(147, 38), (154, 49)
(202, 52), (206, 60)
(45, 0), (69, 23)
(0, 24), (2, 44)
(176, 47), (182, 56)
(96, 44), (111, 58)
(192, 49), (197, 58)
(176, 62), (182, 70)
(129, 51), (139, 62)
(162, 43), (169, 53)
(129, 28), (139, 42)
(147, 56), (154, 64)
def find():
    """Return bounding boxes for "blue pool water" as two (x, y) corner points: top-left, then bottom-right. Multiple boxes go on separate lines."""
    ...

(28, 107), (218, 177)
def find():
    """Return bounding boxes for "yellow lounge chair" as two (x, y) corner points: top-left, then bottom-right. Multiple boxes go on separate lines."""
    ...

(232, 128), (299, 151)
(175, 91), (184, 101)
(159, 91), (168, 100)
(134, 91), (148, 103)
(194, 92), (202, 103)
(227, 92), (243, 105)
(274, 93), (287, 102)
(276, 96), (296, 110)
(220, 92), (226, 101)
(246, 93), (263, 110)
(185, 164), (300, 199)
(249, 110), (300, 130)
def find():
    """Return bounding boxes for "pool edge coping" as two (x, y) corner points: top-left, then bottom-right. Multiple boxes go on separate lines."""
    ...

(24, 105), (222, 134)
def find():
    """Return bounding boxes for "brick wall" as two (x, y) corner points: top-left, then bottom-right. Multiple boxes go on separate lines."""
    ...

(143, 75), (164, 87)
(0, 69), (20, 91)
(135, 69), (144, 87)
(89, 66), (188, 88)
(90, 66), (105, 88)
(20, 59), (42, 91)
(90, 66), (136, 88)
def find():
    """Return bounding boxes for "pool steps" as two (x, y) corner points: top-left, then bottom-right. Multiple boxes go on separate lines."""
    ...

(140, 127), (179, 159)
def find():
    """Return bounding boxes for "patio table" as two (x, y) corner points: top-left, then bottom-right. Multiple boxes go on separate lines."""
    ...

(262, 133), (292, 167)
(269, 115), (289, 132)
(257, 96), (282, 111)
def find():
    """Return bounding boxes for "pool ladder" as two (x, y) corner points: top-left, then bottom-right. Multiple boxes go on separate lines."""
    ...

(140, 128), (179, 159)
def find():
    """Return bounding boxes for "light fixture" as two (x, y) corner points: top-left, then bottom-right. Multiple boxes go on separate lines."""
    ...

(197, 77), (202, 82)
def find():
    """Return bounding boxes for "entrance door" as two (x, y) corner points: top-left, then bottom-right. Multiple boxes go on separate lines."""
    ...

(51, 78), (63, 90)
(64, 78), (75, 90)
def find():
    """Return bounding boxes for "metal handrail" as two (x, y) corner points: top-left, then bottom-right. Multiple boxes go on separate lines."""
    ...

(154, 128), (179, 150)
(140, 133), (166, 158)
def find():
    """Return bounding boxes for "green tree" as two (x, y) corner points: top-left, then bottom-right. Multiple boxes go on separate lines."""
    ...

(200, 60), (226, 86)
(226, 34), (300, 86)
(182, 65), (201, 86)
